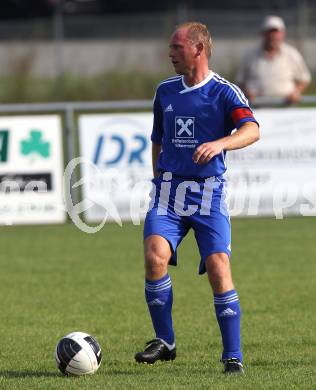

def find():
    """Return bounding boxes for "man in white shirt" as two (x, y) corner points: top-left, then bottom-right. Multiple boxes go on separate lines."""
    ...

(236, 15), (311, 104)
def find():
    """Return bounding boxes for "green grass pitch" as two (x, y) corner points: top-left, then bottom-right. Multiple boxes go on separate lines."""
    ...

(0, 217), (315, 389)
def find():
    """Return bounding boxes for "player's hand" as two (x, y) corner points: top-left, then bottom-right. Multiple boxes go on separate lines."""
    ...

(192, 141), (224, 164)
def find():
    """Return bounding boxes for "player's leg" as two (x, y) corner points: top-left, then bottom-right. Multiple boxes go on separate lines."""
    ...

(192, 206), (243, 373)
(205, 252), (233, 293)
(135, 234), (176, 363)
(135, 174), (190, 363)
(144, 234), (171, 280)
(205, 253), (244, 373)
(144, 234), (175, 346)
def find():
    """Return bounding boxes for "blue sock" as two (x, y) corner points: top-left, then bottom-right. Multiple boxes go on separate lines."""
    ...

(214, 289), (242, 362)
(145, 274), (174, 346)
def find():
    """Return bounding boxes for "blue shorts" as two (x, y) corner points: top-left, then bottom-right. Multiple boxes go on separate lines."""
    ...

(144, 174), (231, 274)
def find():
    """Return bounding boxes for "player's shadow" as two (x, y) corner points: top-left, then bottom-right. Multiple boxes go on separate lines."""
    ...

(0, 371), (61, 378)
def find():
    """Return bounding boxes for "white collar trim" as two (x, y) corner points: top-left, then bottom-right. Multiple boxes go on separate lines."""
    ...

(180, 71), (214, 94)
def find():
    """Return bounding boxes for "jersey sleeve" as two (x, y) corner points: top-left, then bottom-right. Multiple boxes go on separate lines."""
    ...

(151, 89), (163, 144)
(223, 83), (259, 129)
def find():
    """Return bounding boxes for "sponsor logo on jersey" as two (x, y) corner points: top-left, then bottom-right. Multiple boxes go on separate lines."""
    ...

(175, 116), (195, 138)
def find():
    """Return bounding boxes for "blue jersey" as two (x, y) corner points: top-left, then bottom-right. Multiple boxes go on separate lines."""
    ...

(151, 72), (258, 178)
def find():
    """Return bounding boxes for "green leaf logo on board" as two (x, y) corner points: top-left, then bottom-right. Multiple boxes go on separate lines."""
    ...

(0, 130), (9, 162)
(21, 130), (50, 158)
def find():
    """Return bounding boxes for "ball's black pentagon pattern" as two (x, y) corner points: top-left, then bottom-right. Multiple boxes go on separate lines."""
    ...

(84, 335), (102, 365)
(56, 337), (82, 375)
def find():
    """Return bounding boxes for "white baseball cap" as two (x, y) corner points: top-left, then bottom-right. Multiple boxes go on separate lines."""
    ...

(261, 15), (286, 31)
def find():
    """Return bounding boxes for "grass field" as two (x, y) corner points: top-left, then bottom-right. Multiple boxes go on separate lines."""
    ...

(0, 217), (315, 389)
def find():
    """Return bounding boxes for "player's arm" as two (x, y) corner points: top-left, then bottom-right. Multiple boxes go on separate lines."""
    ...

(150, 87), (163, 176)
(193, 97), (259, 164)
(193, 121), (259, 165)
(222, 121), (259, 151)
(152, 142), (162, 178)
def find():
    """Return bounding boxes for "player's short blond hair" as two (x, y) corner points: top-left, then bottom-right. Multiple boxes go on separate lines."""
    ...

(177, 22), (213, 58)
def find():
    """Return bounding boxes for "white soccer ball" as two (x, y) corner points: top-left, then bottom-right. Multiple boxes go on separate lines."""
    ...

(55, 331), (102, 376)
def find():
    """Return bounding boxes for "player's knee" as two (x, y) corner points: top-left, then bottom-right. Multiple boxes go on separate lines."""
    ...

(145, 250), (168, 273)
(144, 236), (171, 278)
(144, 248), (169, 279)
(205, 253), (233, 292)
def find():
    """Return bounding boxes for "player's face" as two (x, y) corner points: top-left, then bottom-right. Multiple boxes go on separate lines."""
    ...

(169, 28), (197, 75)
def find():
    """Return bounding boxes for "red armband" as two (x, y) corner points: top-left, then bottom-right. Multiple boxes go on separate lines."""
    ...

(231, 108), (254, 126)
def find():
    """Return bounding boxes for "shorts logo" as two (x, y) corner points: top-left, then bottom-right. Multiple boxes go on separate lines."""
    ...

(175, 116), (195, 138)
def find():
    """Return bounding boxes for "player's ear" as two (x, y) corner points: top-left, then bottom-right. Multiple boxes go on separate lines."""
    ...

(196, 42), (204, 56)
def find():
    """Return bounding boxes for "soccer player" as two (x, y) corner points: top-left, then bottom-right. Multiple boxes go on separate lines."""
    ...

(135, 22), (260, 374)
